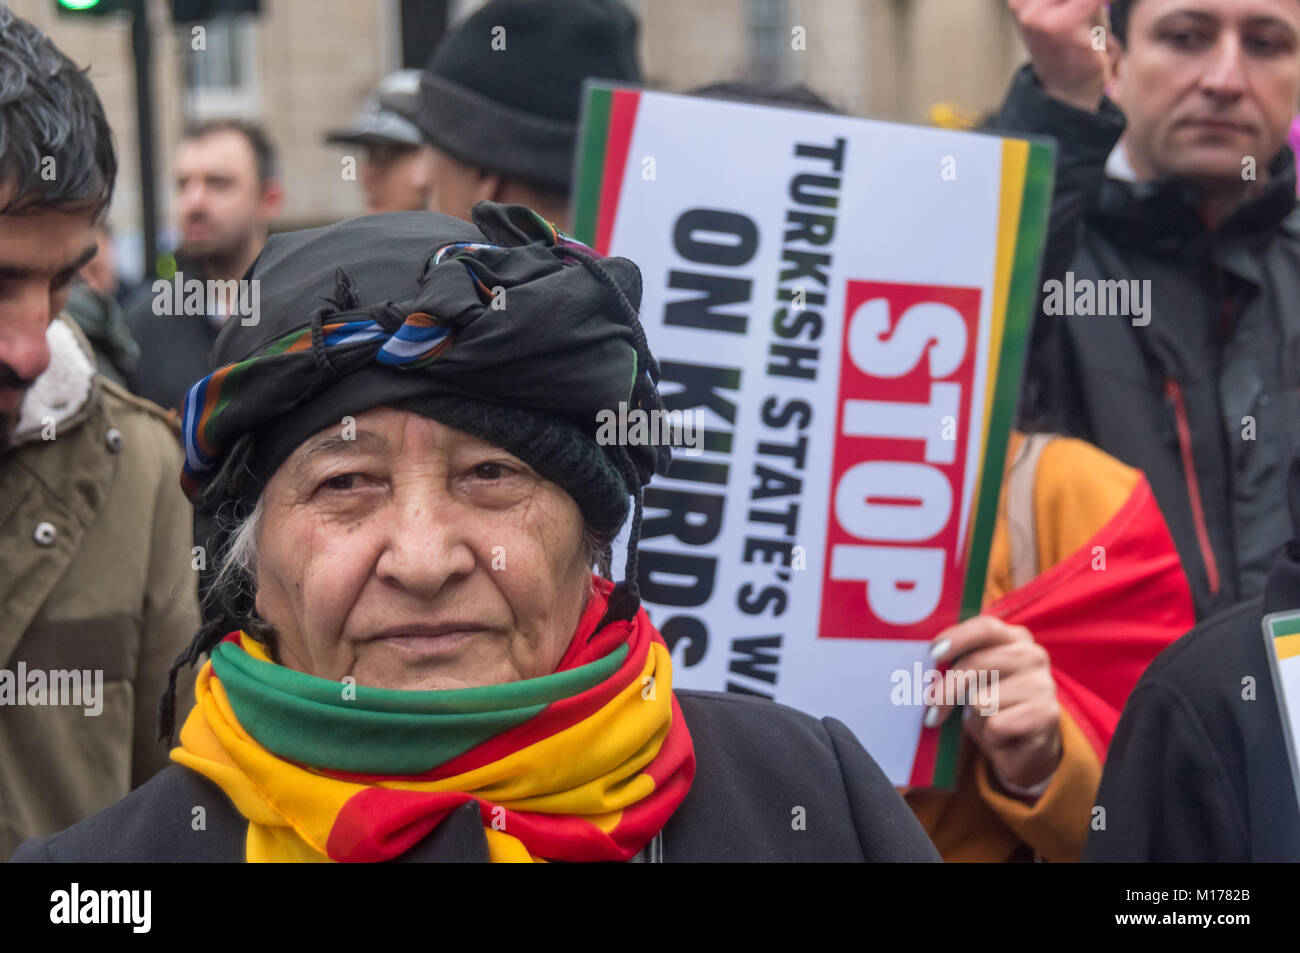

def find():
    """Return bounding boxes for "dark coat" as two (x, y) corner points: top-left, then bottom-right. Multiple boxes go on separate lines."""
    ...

(62, 281), (140, 389)
(122, 281), (221, 414)
(1084, 535), (1300, 862)
(990, 65), (1300, 619)
(11, 689), (940, 863)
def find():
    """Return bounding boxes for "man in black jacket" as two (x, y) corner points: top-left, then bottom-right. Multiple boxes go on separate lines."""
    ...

(995, 0), (1300, 618)
(1085, 462), (1300, 861)
(124, 120), (283, 413)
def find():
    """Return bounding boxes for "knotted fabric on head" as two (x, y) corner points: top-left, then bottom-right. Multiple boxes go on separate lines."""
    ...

(164, 204), (671, 740)
(184, 203), (666, 503)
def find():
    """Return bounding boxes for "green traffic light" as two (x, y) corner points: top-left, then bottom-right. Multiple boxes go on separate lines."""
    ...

(57, 0), (104, 9)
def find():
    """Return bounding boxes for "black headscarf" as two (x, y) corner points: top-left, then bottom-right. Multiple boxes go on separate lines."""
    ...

(161, 202), (669, 740)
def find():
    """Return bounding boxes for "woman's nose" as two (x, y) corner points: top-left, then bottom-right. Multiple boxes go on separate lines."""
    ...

(373, 494), (478, 596)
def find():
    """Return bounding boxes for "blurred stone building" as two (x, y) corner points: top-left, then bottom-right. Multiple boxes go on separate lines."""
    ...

(16, 0), (1026, 279)
(637, 0), (1026, 121)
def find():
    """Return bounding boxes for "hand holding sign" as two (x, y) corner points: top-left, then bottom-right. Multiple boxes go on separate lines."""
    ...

(1009, 0), (1112, 112)
(927, 615), (1063, 792)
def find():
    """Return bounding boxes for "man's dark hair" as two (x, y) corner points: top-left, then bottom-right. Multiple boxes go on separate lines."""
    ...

(1109, 0), (1134, 46)
(0, 6), (116, 215)
(181, 118), (279, 183)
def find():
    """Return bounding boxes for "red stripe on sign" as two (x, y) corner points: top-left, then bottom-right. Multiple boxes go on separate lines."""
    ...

(595, 89), (640, 256)
(908, 719), (940, 787)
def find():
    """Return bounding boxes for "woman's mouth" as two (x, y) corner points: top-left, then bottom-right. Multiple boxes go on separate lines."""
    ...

(365, 624), (490, 657)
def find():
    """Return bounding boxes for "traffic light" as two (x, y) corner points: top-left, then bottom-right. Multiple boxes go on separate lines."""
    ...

(54, 0), (125, 15)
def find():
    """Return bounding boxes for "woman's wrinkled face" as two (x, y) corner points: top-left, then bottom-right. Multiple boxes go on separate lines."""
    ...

(253, 406), (593, 691)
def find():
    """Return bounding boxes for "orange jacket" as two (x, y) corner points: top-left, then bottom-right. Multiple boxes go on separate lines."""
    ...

(904, 432), (1150, 862)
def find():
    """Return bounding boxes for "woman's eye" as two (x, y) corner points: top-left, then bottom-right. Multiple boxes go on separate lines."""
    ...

(472, 462), (507, 480)
(320, 473), (360, 492)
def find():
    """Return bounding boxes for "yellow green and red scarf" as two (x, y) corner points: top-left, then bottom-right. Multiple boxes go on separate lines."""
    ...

(172, 577), (695, 863)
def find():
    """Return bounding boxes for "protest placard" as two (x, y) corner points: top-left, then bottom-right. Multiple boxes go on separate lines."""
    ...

(573, 83), (1052, 786)
(1263, 611), (1300, 816)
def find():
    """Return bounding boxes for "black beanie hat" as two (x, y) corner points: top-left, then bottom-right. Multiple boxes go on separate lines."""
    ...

(406, 0), (641, 193)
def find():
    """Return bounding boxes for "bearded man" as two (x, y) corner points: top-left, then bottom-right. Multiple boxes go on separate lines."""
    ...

(124, 120), (283, 413)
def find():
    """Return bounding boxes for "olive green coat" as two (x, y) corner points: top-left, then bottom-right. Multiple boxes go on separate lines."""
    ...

(0, 318), (198, 860)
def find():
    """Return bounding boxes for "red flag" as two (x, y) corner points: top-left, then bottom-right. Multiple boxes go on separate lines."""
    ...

(983, 476), (1196, 759)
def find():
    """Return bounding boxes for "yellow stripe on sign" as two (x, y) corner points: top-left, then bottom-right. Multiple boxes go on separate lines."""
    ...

(964, 138), (1028, 560)
(987, 138), (1028, 428)
(1275, 632), (1300, 661)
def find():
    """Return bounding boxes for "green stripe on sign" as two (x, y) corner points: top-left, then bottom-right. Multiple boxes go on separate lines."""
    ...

(957, 138), (1056, 623)
(572, 85), (613, 247)
(1272, 614), (1300, 639)
(931, 710), (965, 789)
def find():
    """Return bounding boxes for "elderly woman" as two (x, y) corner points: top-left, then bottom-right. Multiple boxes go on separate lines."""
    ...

(13, 204), (936, 863)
